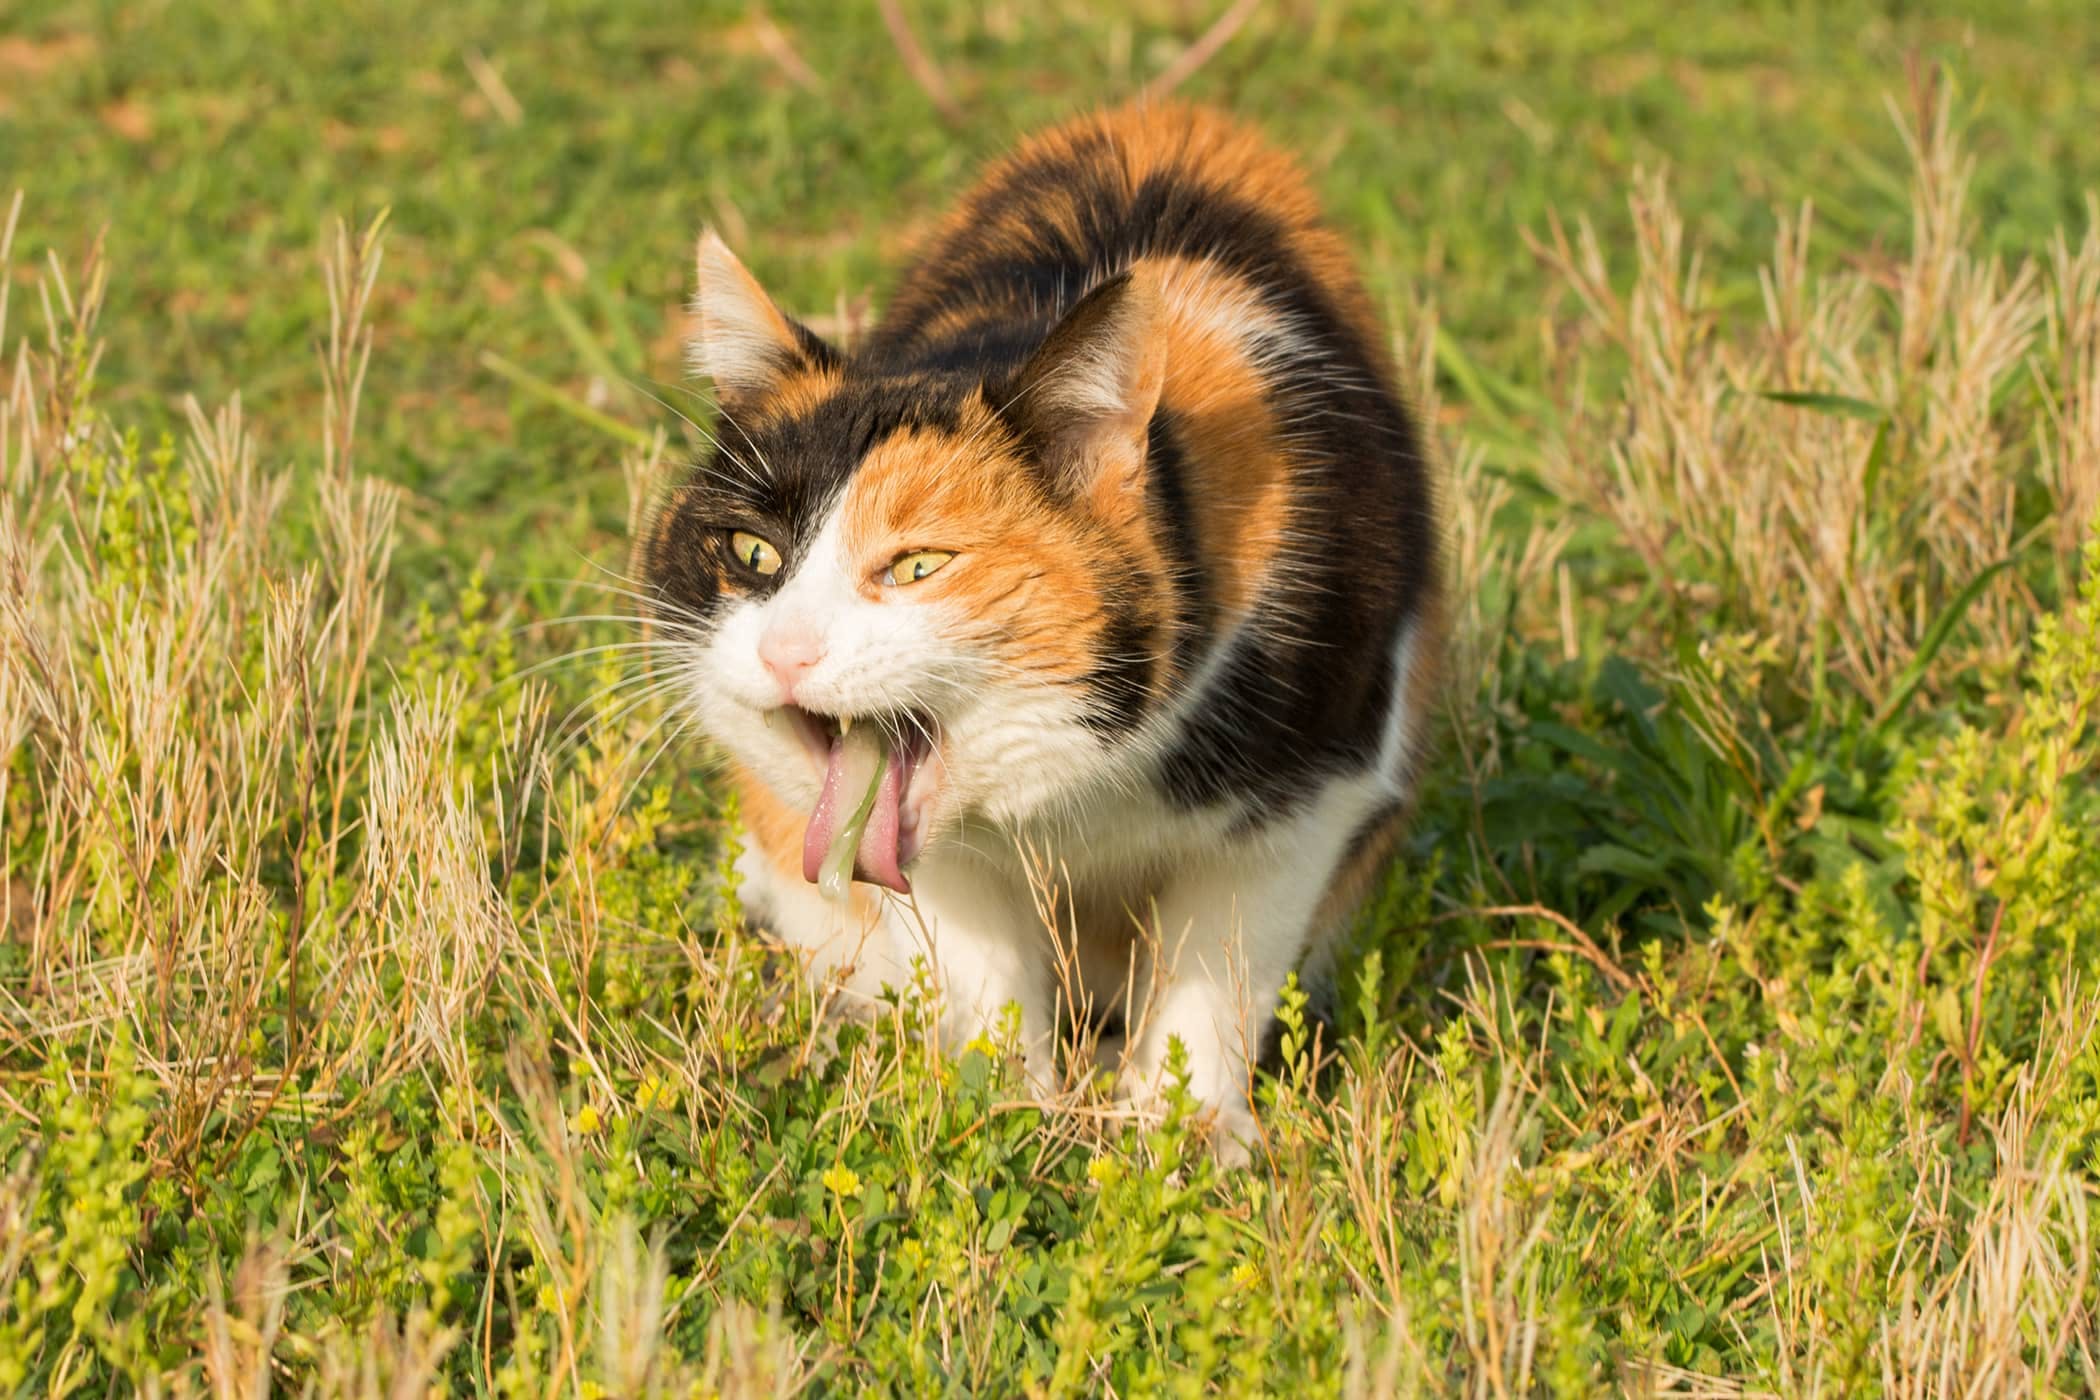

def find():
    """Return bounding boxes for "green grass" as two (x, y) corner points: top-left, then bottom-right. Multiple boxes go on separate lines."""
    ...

(5, 1), (2100, 1393)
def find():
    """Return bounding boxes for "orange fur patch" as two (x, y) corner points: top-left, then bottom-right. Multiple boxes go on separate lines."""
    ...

(1141, 255), (1294, 616)
(745, 365), (845, 428)
(836, 421), (1174, 692)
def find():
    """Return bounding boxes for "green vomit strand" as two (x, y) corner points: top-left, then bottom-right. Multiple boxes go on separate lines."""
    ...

(819, 731), (888, 902)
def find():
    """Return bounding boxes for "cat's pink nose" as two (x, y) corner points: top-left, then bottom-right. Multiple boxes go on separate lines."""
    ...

(758, 627), (824, 701)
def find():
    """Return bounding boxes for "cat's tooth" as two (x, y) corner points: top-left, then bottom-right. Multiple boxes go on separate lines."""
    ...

(839, 713), (853, 737)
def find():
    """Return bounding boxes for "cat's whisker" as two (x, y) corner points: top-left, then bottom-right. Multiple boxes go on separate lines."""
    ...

(490, 572), (674, 601)
(503, 638), (692, 686)
(623, 368), (760, 463)
(543, 563), (719, 628)
(625, 376), (770, 487)
(510, 612), (706, 640)
(714, 402), (780, 482)
(543, 674), (683, 749)
(557, 695), (682, 758)
(601, 708), (698, 820)
(544, 670), (696, 762)
(622, 375), (711, 440)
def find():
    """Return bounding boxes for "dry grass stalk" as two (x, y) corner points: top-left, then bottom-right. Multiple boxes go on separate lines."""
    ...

(321, 210), (389, 484)
(1873, 995), (2100, 1395)
(2043, 197), (2100, 567)
(1532, 69), (2081, 706)
(0, 203), (471, 1185)
(1403, 297), (1568, 767)
(1149, 0), (1264, 100)
(747, 7), (824, 95)
(199, 1235), (290, 1400)
(304, 1308), (461, 1399)
(876, 0), (960, 124)
(361, 684), (513, 1084)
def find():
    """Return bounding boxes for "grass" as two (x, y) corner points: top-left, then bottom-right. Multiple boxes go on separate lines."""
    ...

(4, 2), (2100, 1393)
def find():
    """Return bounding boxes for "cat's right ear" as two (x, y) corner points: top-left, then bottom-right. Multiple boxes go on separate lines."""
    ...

(998, 271), (1166, 502)
(689, 231), (834, 404)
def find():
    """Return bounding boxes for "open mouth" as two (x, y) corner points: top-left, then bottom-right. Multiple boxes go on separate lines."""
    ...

(777, 705), (937, 895)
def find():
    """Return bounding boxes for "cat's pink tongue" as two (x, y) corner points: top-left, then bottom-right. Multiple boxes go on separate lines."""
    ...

(801, 734), (910, 894)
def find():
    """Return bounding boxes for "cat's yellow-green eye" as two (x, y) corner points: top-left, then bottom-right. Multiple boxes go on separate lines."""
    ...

(886, 550), (954, 586)
(730, 531), (782, 576)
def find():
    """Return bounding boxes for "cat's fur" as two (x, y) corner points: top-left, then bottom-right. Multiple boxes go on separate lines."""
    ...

(643, 103), (1441, 1155)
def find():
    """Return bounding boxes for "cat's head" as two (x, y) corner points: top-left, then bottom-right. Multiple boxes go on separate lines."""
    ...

(643, 233), (1176, 891)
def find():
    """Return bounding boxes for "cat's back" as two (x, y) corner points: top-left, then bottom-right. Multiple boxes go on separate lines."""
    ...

(879, 104), (1440, 822)
(870, 102), (1388, 378)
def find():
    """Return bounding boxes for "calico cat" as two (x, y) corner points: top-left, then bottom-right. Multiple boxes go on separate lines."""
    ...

(643, 102), (1441, 1158)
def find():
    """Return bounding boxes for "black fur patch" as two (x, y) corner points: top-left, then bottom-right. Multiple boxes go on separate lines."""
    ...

(1078, 598), (1156, 734)
(1143, 409), (1213, 686)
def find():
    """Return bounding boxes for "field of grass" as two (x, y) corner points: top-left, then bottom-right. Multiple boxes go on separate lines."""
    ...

(5, 0), (2100, 1392)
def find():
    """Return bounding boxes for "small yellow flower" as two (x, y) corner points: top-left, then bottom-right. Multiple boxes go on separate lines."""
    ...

(570, 1104), (603, 1135)
(963, 1031), (999, 1058)
(1086, 1156), (1122, 1187)
(536, 1282), (563, 1313)
(821, 1164), (862, 1198)
(634, 1074), (679, 1113)
(1230, 1261), (1260, 1291)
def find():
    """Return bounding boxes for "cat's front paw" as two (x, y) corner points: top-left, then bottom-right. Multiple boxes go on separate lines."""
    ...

(1203, 1100), (1259, 1170)
(1117, 1073), (1261, 1169)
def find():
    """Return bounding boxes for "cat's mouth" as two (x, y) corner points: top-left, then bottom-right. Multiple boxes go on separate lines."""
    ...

(777, 704), (938, 895)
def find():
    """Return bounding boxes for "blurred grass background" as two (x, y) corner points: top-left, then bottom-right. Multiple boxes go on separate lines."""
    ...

(7, 0), (2098, 590)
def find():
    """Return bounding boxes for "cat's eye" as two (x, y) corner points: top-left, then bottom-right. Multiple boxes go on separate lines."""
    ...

(729, 530), (782, 576)
(885, 550), (954, 586)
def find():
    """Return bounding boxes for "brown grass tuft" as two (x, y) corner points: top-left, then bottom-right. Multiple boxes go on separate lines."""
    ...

(1531, 69), (2093, 707)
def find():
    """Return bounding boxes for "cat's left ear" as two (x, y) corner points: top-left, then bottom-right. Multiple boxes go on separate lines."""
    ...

(999, 271), (1167, 500)
(688, 230), (836, 405)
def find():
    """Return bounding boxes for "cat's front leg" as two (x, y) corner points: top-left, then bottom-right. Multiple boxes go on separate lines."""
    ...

(737, 839), (925, 1017)
(1126, 784), (1386, 1163)
(893, 850), (1058, 1091)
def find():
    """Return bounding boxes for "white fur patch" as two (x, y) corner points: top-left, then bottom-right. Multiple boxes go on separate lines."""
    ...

(1154, 257), (1321, 381)
(1373, 614), (1423, 796)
